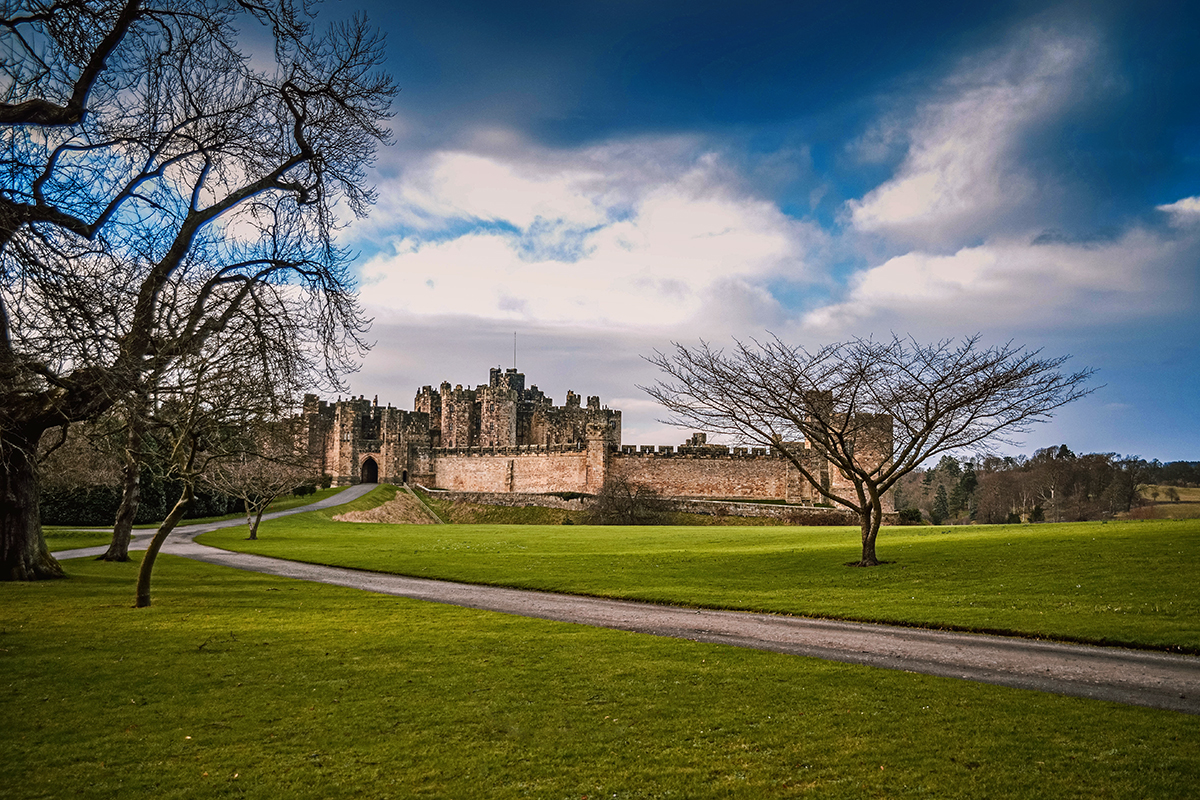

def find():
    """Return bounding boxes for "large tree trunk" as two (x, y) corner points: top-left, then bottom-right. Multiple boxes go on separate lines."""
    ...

(1, 427), (66, 580)
(101, 443), (141, 561)
(134, 481), (193, 608)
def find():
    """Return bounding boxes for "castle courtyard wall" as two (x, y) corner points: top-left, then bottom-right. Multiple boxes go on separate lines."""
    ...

(431, 448), (593, 494)
(608, 452), (798, 502)
(429, 444), (839, 506)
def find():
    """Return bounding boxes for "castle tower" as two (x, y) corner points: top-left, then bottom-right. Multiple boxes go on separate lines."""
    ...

(584, 420), (611, 493)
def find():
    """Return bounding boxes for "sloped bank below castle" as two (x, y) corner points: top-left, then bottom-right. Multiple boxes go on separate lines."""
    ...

(416, 487), (897, 525)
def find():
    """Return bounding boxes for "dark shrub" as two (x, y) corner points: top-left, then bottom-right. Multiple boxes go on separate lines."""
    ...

(585, 477), (663, 525)
(40, 485), (123, 526)
(783, 508), (855, 526)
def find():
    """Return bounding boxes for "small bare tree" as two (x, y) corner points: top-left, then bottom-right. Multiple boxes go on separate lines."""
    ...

(645, 335), (1094, 566)
(585, 475), (663, 525)
(199, 419), (316, 540)
(134, 320), (301, 607)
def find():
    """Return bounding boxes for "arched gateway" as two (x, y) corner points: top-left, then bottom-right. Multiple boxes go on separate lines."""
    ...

(360, 456), (378, 483)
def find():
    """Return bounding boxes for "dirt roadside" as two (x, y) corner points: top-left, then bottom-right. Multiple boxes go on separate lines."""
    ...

(333, 489), (435, 524)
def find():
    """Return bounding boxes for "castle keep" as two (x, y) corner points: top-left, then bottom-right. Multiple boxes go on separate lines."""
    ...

(300, 368), (891, 508)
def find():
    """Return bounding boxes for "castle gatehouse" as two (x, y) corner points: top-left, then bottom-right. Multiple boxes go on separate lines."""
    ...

(299, 367), (889, 507)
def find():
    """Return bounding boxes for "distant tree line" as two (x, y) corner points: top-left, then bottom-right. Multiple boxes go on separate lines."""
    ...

(1149, 460), (1200, 486)
(893, 447), (1198, 525)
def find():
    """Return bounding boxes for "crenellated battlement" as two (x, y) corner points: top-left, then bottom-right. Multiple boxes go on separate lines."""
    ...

(616, 444), (773, 458)
(433, 442), (588, 456)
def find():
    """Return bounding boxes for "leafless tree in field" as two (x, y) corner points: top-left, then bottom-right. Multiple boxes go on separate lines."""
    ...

(133, 313), (306, 607)
(1, 1), (395, 579)
(585, 475), (663, 525)
(644, 335), (1095, 566)
(198, 418), (317, 541)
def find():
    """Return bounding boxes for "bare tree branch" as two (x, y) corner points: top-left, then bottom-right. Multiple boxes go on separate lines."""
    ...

(1, 0), (395, 580)
(643, 334), (1095, 566)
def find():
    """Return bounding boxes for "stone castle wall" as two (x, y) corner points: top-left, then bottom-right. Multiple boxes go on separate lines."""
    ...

(424, 441), (884, 508)
(608, 451), (796, 502)
(430, 447), (593, 494)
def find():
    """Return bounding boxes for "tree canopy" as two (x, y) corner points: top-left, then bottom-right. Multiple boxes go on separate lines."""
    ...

(1, 0), (395, 579)
(645, 334), (1094, 565)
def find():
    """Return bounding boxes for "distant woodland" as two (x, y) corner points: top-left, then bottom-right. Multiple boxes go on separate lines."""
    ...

(894, 446), (1199, 525)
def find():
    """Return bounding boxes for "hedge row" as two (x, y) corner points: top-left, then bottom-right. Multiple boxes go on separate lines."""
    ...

(39, 476), (238, 527)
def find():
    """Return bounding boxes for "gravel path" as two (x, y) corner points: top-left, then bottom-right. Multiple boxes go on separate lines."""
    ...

(53, 486), (1200, 715)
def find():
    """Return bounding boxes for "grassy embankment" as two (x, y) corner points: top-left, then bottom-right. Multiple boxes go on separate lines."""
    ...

(4, 550), (1198, 799)
(413, 485), (796, 526)
(40, 487), (348, 552)
(197, 486), (1200, 653)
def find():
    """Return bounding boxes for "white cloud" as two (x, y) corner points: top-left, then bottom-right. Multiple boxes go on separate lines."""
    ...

(801, 228), (1196, 338)
(846, 29), (1094, 243)
(356, 137), (818, 331)
(1157, 196), (1200, 223)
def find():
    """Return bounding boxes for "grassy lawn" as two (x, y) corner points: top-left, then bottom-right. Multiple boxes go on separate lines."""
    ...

(2, 554), (1197, 799)
(198, 497), (1200, 652)
(40, 487), (349, 551)
(1135, 486), (1200, 520)
(41, 527), (115, 553)
(1140, 485), (1200, 503)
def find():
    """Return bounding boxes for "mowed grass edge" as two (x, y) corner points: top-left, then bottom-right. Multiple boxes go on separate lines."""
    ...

(197, 488), (1200, 652)
(2, 553), (1197, 799)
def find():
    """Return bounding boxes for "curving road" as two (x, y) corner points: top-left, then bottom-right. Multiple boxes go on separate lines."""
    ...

(53, 486), (1200, 715)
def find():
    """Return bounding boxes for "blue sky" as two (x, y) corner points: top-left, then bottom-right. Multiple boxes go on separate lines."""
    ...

(330, 0), (1199, 461)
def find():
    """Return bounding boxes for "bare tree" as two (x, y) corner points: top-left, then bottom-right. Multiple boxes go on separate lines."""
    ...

(36, 416), (123, 495)
(644, 335), (1095, 566)
(198, 418), (316, 540)
(585, 475), (663, 525)
(1, 1), (395, 579)
(134, 315), (301, 607)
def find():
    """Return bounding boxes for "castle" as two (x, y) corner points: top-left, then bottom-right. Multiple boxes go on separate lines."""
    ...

(299, 367), (892, 509)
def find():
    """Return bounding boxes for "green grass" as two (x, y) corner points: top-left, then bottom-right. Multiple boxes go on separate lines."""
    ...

(3, 553), (1197, 799)
(39, 488), (350, 551)
(415, 486), (586, 524)
(41, 527), (114, 553)
(1140, 485), (1200, 503)
(200, 510), (1200, 652)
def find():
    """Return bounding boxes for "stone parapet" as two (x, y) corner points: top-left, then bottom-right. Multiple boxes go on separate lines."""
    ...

(432, 442), (586, 456)
(620, 445), (774, 458)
